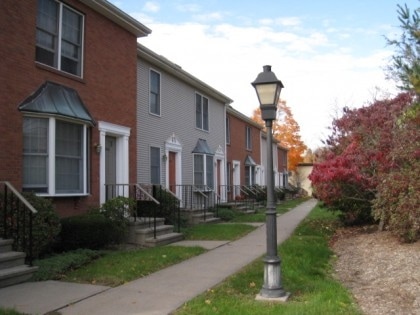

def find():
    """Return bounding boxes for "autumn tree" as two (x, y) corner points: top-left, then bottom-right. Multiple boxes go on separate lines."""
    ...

(386, 4), (420, 95)
(252, 100), (307, 171)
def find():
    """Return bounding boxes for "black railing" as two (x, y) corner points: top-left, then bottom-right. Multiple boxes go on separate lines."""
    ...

(104, 183), (181, 235)
(168, 184), (222, 220)
(0, 181), (37, 265)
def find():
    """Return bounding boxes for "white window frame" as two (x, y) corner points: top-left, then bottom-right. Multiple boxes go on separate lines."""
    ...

(149, 69), (161, 116)
(23, 116), (89, 196)
(150, 146), (161, 184)
(195, 93), (209, 131)
(193, 153), (214, 189)
(35, 0), (85, 77)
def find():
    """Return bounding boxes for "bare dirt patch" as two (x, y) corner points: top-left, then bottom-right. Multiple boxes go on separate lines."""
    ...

(331, 227), (420, 315)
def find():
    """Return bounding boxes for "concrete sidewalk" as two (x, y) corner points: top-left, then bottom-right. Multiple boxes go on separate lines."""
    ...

(0, 199), (317, 315)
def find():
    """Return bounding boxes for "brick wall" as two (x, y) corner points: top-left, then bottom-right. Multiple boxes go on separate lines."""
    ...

(0, 0), (138, 216)
(226, 112), (261, 185)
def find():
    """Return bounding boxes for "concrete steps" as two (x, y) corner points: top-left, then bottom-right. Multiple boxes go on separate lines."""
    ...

(181, 209), (221, 225)
(0, 239), (38, 288)
(126, 218), (183, 247)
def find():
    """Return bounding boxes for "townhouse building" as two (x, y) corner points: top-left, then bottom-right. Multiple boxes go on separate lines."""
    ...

(136, 44), (233, 207)
(0, 0), (150, 216)
(226, 106), (263, 199)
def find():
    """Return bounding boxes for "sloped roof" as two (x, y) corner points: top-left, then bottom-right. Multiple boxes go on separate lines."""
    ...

(245, 155), (257, 166)
(80, 0), (151, 37)
(18, 81), (95, 125)
(192, 139), (214, 155)
(137, 43), (233, 105)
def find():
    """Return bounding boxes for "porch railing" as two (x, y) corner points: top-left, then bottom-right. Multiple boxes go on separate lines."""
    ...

(104, 183), (181, 235)
(0, 181), (37, 265)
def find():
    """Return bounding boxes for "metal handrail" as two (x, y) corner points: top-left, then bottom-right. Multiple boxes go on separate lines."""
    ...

(193, 187), (209, 199)
(135, 184), (160, 205)
(1, 181), (37, 265)
(1, 182), (37, 214)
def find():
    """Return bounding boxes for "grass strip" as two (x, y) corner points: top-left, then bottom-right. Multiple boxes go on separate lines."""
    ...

(182, 223), (256, 240)
(63, 246), (206, 287)
(174, 204), (362, 315)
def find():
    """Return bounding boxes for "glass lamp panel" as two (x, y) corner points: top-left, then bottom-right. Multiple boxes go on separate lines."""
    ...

(255, 83), (277, 105)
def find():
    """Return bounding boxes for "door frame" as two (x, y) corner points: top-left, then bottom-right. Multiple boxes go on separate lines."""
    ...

(165, 133), (182, 197)
(98, 121), (130, 204)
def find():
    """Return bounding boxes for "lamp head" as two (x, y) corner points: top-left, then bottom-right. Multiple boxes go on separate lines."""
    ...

(251, 65), (284, 121)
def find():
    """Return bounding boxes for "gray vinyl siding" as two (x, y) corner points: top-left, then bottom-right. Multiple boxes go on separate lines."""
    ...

(136, 58), (226, 186)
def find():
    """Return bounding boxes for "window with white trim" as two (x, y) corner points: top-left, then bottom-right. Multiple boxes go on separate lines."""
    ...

(149, 70), (161, 115)
(245, 165), (256, 186)
(150, 146), (161, 184)
(36, 0), (84, 76)
(195, 93), (209, 131)
(23, 117), (89, 195)
(193, 154), (214, 189)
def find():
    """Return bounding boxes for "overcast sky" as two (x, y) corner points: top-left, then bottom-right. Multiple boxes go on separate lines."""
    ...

(112, 0), (418, 149)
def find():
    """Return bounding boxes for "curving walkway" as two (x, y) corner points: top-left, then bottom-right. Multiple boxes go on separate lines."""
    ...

(0, 199), (317, 315)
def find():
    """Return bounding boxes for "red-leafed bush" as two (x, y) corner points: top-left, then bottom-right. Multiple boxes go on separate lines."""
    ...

(310, 93), (413, 225)
(372, 103), (420, 242)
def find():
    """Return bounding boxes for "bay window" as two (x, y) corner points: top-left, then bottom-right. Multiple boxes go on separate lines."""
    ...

(23, 117), (89, 195)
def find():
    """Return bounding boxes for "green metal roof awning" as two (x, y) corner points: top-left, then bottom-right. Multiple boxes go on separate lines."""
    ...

(192, 139), (214, 155)
(18, 81), (95, 125)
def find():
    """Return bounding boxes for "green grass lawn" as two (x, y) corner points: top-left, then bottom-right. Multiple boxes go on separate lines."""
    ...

(31, 197), (309, 286)
(173, 204), (362, 315)
(38, 246), (206, 287)
(226, 197), (309, 223)
(2, 198), (361, 315)
(182, 223), (256, 240)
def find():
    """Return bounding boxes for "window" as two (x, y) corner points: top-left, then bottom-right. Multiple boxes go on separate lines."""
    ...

(193, 154), (214, 189)
(36, 0), (84, 76)
(196, 93), (209, 131)
(226, 117), (230, 144)
(149, 70), (161, 115)
(245, 165), (256, 186)
(150, 146), (161, 184)
(23, 117), (88, 195)
(246, 126), (252, 150)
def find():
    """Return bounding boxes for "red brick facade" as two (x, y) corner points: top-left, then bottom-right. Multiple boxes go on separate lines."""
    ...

(226, 107), (262, 186)
(0, 0), (148, 216)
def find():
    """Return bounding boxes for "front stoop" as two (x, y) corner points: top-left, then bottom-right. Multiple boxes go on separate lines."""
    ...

(0, 239), (38, 288)
(126, 218), (184, 247)
(182, 209), (221, 225)
(219, 201), (258, 214)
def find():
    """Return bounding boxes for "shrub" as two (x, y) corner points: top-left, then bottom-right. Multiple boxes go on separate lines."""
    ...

(276, 189), (286, 201)
(57, 196), (137, 251)
(217, 207), (238, 221)
(32, 249), (102, 281)
(373, 103), (420, 242)
(58, 213), (124, 251)
(0, 192), (61, 258)
(137, 186), (180, 225)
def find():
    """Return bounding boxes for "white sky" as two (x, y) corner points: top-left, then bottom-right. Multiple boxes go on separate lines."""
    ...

(112, 0), (418, 149)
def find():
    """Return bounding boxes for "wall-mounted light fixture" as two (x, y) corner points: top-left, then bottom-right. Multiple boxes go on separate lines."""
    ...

(94, 144), (102, 154)
(162, 154), (168, 162)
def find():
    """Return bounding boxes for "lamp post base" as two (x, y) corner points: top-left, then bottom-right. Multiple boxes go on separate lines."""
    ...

(256, 292), (290, 302)
(258, 256), (288, 299)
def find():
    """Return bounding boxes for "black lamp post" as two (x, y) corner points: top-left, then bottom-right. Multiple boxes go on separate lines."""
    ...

(251, 65), (287, 300)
